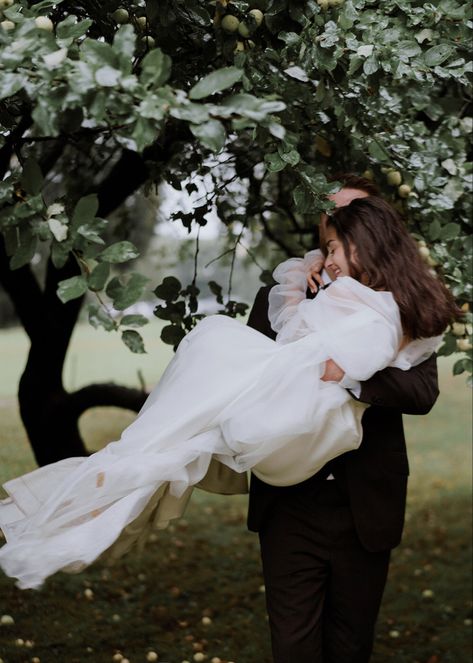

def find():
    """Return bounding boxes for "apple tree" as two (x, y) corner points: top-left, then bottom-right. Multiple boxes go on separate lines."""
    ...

(0, 0), (471, 464)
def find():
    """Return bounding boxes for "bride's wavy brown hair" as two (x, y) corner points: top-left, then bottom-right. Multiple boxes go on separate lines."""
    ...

(326, 197), (462, 339)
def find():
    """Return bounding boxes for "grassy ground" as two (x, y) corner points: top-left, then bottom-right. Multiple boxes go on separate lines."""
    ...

(0, 325), (471, 663)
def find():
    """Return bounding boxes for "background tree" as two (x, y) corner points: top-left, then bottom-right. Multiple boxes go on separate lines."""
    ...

(0, 0), (471, 465)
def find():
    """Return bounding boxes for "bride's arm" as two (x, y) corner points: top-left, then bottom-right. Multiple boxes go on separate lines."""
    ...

(268, 250), (324, 335)
(248, 283), (439, 415)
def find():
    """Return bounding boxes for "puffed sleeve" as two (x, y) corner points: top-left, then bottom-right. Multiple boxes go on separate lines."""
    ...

(268, 249), (324, 339)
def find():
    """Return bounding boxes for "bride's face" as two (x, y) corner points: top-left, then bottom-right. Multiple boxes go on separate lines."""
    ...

(324, 226), (355, 278)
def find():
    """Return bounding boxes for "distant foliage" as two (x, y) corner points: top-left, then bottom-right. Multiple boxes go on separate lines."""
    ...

(0, 0), (471, 377)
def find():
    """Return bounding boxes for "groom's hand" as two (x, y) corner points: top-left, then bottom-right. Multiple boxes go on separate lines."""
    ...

(322, 359), (345, 383)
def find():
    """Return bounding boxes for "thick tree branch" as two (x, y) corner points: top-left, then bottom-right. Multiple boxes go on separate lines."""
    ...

(95, 122), (194, 218)
(0, 236), (44, 340)
(259, 212), (294, 256)
(69, 383), (148, 418)
(96, 149), (149, 217)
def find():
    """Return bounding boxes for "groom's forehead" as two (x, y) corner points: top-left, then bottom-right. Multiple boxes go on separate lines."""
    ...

(328, 187), (370, 208)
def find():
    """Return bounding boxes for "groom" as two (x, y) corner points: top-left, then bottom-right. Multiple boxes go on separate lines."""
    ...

(246, 174), (439, 663)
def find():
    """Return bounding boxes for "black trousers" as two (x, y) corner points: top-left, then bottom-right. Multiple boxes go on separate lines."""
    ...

(258, 481), (391, 663)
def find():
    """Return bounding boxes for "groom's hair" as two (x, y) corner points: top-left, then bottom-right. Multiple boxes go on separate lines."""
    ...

(328, 173), (380, 197)
(327, 197), (462, 339)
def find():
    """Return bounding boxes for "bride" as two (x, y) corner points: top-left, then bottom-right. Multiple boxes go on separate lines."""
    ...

(0, 196), (459, 589)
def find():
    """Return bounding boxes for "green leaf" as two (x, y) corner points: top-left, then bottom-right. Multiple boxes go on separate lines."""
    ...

(132, 117), (158, 151)
(120, 314), (149, 328)
(95, 66), (121, 87)
(438, 333), (457, 357)
(208, 280), (223, 304)
(338, 0), (357, 29)
(56, 15), (92, 40)
(31, 0), (65, 12)
(153, 300), (186, 323)
(190, 120), (226, 152)
(113, 24), (136, 71)
(161, 324), (186, 348)
(51, 242), (70, 269)
(397, 41), (422, 58)
(170, 103), (210, 124)
(9, 232), (38, 270)
(72, 195), (99, 227)
(189, 66), (243, 100)
(98, 241), (139, 263)
(88, 262), (110, 291)
(57, 275), (88, 303)
(154, 276), (182, 302)
(140, 49), (172, 87)
(368, 140), (390, 162)
(122, 329), (146, 354)
(268, 121), (286, 140)
(109, 273), (149, 310)
(32, 102), (58, 136)
(453, 358), (468, 376)
(77, 223), (106, 244)
(88, 303), (116, 331)
(428, 219), (442, 241)
(0, 73), (24, 101)
(363, 56), (379, 75)
(264, 152), (287, 172)
(424, 44), (454, 67)
(440, 222), (461, 241)
(292, 185), (314, 213)
(81, 39), (118, 68)
(21, 159), (44, 196)
(278, 146), (300, 166)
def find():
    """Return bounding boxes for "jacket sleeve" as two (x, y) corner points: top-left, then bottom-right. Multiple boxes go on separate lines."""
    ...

(357, 353), (439, 415)
(246, 286), (277, 340)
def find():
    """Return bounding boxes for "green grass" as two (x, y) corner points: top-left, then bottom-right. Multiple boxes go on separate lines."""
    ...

(0, 321), (174, 399)
(0, 326), (471, 663)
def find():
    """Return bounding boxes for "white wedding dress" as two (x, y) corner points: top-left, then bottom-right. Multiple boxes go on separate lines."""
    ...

(0, 251), (440, 589)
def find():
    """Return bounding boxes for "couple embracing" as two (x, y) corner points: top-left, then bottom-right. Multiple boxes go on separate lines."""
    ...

(0, 174), (459, 662)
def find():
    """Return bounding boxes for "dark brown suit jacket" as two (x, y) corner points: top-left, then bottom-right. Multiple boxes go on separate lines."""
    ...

(246, 286), (439, 552)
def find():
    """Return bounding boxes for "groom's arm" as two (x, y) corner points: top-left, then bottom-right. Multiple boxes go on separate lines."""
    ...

(322, 354), (439, 415)
(356, 355), (439, 415)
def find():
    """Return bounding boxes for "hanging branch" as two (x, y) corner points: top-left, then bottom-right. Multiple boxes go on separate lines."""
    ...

(192, 227), (200, 288)
(277, 171), (303, 234)
(227, 222), (247, 302)
(258, 210), (294, 256)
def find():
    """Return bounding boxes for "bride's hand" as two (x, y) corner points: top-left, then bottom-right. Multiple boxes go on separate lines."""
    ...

(307, 269), (324, 294)
(304, 249), (325, 294)
(321, 359), (345, 382)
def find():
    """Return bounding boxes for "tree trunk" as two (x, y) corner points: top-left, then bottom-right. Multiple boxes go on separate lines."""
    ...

(0, 232), (147, 467)
(0, 121), (192, 467)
